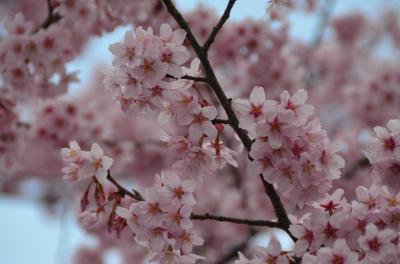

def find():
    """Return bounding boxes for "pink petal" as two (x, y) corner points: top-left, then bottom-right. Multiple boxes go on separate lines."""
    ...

(91, 143), (103, 158)
(202, 106), (217, 119)
(250, 86), (266, 105)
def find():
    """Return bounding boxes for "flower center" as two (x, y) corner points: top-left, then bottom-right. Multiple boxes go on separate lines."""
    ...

(384, 136), (395, 151)
(368, 237), (381, 252)
(250, 104), (263, 118)
(332, 255), (344, 264)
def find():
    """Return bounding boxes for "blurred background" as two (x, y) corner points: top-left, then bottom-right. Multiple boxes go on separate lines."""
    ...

(1, 0), (400, 263)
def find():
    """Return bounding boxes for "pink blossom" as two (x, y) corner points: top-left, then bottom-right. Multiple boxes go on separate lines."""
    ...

(233, 86), (270, 126)
(131, 56), (168, 87)
(175, 229), (204, 255)
(252, 238), (289, 264)
(280, 89), (314, 126)
(358, 224), (396, 262)
(203, 139), (239, 170)
(179, 105), (218, 141)
(158, 171), (196, 206)
(255, 100), (295, 149)
(109, 30), (138, 66)
(316, 239), (358, 264)
(80, 143), (113, 183)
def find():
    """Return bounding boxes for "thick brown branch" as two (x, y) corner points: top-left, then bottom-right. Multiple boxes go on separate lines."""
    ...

(191, 213), (281, 228)
(162, 0), (293, 238)
(212, 118), (230, 125)
(106, 172), (144, 201)
(161, 0), (294, 240)
(259, 174), (295, 240)
(202, 0), (237, 52)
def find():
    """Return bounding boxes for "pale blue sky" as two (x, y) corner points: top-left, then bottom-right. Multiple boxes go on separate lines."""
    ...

(1, 1), (399, 263)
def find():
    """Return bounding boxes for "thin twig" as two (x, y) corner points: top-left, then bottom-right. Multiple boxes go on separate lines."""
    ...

(33, 0), (62, 33)
(191, 213), (280, 228)
(165, 74), (208, 82)
(107, 172), (286, 230)
(202, 0), (237, 52)
(106, 172), (144, 201)
(344, 157), (370, 179)
(161, 0), (294, 240)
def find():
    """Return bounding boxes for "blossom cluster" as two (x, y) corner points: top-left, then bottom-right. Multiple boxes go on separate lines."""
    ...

(105, 24), (239, 174)
(237, 87), (345, 207)
(61, 141), (204, 263)
(364, 119), (400, 191)
(104, 23), (190, 113)
(4, 0), (400, 263)
(1, 11), (76, 100)
(117, 171), (203, 263)
(290, 185), (400, 263)
(61, 141), (113, 183)
(0, 0), (165, 100)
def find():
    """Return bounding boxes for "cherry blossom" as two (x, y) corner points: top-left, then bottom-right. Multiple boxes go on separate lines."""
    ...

(3, 1), (400, 263)
(61, 141), (113, 183)
(233, 86), (270, 126)
(179, 105), (218, 142)
(316, 239), (358, 264)
(358, 224), (396, 262)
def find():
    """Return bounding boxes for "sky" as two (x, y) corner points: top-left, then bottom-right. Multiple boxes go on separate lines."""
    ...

(1, 0), (399, 263)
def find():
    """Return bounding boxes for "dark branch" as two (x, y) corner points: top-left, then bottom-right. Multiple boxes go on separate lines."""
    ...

(165, 74), (208, 82)
(344, 157), (370, 179)
(212, 118), (230, 125)
(259, 174), (295, 240)
(161, 0), (294, 240)
(191, 213), (281, 228)
(33, 0), (61, 33)
(160, 0), (253, 149)
(202, 0), (237, 52)
(106, 172), (144, 201)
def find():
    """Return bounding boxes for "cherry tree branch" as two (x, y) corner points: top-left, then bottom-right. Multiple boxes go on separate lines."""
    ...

(191, 213), (280, 228)
(344, 157), (370, 179)
(202, 0), (237, 52)
(161, 0), (294, 239)
(34, 0), (61, 33)
(212, 118), (230, 125)
(106, 172), (284, 229)
(161, 0), (253, 149)
(165, 74), (208, 82)
(106, 172), (144, 201)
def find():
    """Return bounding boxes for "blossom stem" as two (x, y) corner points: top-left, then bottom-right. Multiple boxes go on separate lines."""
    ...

(191, 213), (280, 227)
(106, 171), (144, 201)
(161, 0), (295, 240)
(34, 0), (61, 33)
(202, 0), (237, 52)
(165, 74), (208, 82)
(344, 157), (369, 179)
